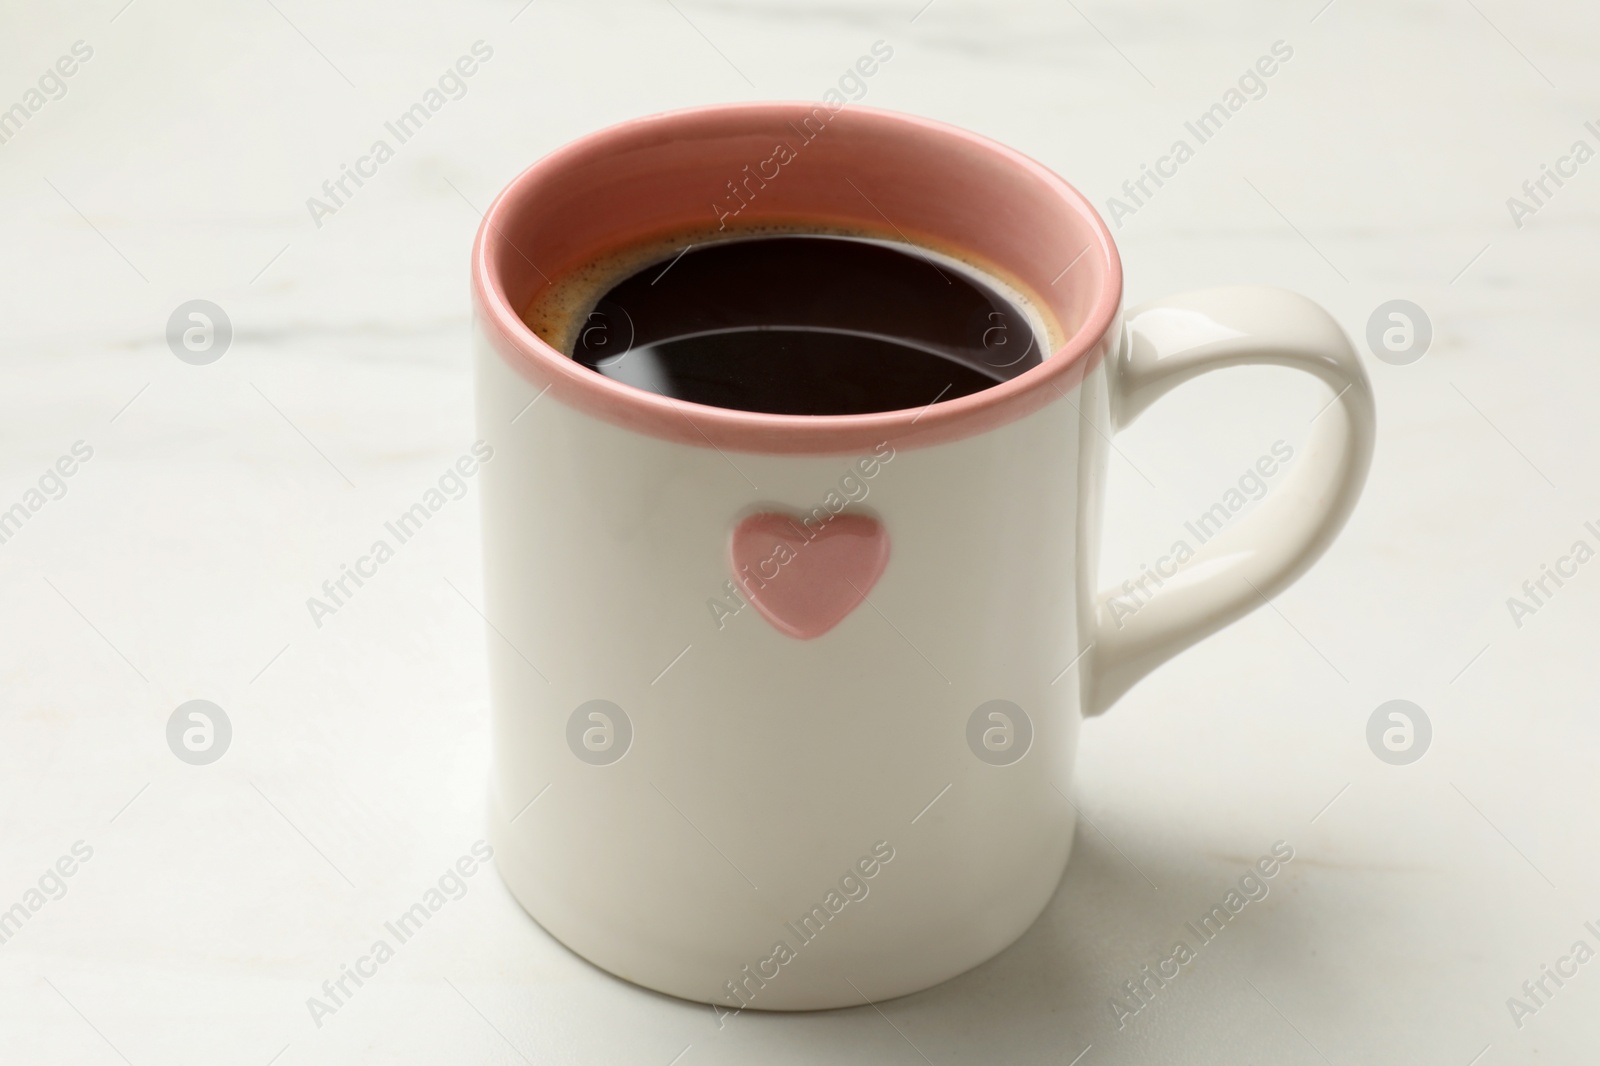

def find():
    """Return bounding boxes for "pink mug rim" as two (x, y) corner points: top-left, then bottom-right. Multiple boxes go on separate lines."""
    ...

(471, 102), (1123, 455)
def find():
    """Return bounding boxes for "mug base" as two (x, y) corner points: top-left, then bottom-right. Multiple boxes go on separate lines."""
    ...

(486, 791), (1076, 1011)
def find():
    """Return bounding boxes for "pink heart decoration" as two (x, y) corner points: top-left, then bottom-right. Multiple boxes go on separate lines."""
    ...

(729, 512), (890, 640)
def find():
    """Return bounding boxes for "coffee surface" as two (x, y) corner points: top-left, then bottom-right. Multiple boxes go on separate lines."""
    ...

(564, 235), (1045, 416)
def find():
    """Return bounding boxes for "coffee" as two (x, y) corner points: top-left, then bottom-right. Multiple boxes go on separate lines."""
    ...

(540, 234), (1047, 416)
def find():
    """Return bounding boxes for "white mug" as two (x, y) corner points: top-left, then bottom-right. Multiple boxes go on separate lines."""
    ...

(471, 103), (1374, 1011)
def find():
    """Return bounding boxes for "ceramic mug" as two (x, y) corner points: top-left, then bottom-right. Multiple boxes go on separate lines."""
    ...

(471, 103), (1374, 1011)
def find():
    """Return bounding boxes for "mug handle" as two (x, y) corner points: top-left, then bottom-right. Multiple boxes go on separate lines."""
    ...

(1085, 286), (1377, 716)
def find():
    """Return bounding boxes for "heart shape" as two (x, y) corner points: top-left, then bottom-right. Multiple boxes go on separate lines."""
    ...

(729, 512), (890, 640)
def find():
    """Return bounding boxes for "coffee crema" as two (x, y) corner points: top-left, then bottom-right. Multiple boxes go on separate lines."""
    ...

(524, 232), (1053, 417)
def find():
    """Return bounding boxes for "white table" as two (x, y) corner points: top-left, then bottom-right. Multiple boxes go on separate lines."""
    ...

(2, 0), (1596, 1062)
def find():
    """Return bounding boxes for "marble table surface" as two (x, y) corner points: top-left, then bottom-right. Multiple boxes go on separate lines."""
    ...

(3, 0), (1598, 1062)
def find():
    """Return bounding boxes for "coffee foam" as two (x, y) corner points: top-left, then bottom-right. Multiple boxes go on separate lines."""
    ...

(519, 219), (1067, 360)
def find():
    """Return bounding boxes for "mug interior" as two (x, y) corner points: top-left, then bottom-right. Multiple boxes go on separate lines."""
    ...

(473, 102), (1122, 453)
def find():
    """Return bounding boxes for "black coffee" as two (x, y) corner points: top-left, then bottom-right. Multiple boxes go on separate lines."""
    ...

(569, 235), (1043, 416)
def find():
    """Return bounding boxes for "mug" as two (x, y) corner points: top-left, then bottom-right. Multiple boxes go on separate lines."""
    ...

(471, 102), (1374, 1011)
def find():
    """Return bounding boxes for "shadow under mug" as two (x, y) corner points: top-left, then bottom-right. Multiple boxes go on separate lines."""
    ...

(470, 102), (1374, 1011)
